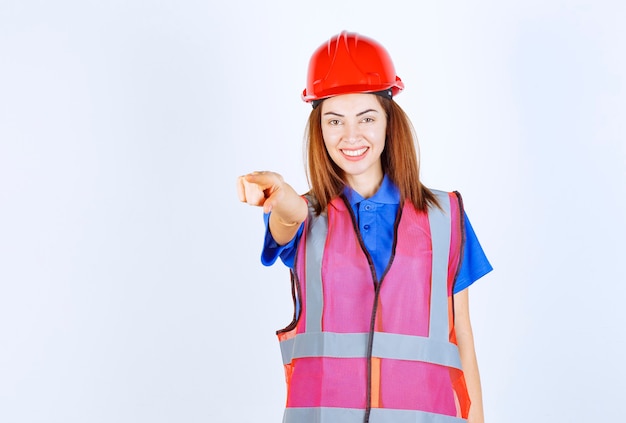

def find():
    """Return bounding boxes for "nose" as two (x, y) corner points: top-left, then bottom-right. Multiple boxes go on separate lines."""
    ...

(344, 121), (361, 144)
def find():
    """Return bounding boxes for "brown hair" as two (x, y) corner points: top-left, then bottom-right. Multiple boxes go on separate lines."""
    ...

(304, 96), (438, 214)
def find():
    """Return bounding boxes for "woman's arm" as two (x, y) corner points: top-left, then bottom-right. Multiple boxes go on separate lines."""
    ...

(237, 171), (308, 245)
(454, 288), (485, 423)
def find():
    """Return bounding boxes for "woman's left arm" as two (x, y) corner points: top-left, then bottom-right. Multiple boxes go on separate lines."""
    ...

(454, 288), (485, 423)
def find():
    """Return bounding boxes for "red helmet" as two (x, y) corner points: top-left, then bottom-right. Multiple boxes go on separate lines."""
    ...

(302, 31), (404, 104)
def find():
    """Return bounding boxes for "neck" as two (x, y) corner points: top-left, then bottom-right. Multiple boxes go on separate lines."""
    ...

(345, 173), (384, 199)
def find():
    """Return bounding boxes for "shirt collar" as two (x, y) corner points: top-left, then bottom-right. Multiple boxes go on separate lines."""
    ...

(342, 174), (401, 207)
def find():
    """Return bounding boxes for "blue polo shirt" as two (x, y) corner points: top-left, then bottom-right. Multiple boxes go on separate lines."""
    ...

(262, 176), (492, 293)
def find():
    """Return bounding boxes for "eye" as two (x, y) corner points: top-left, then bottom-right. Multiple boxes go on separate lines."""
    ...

(361, 117), (375, 123)
(328, 119), (341, 126)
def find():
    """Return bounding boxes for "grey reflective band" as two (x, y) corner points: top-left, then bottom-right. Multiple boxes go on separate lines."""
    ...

(280, 332), (369, 363)
(305, 209), (328, 333)
(284, 407), (364, 422)
(284, 407), (466, 423)
(372, 332), (461, 368)
(427, 191), (451, 342)
(280, 331), (461, 369)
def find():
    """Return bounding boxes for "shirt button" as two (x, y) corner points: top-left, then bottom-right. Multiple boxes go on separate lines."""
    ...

(363, 225), (370, 230)
(364, 205), (372, 211)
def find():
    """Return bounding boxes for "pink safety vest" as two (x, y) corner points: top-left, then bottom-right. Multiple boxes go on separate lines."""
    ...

(277, 190), (469, 423)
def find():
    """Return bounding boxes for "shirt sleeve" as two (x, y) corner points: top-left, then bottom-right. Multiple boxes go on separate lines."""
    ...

(260, 212), (303, 268)
(453, 212), (493, 294)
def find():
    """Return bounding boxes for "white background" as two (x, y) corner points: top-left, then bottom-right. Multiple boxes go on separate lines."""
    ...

(1, 1), (625, 422)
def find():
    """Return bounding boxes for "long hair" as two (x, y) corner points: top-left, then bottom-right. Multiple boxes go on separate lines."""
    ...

(304, 96), (438, 214)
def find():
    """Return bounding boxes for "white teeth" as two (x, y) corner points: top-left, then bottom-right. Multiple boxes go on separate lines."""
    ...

(343, 147), (368, 157)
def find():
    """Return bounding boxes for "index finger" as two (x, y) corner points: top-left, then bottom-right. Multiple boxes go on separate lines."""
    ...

(236, 175), (247, 202)
(245, 171), (281, 189)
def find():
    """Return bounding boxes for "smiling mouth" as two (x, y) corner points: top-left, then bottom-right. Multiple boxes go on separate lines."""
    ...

(342, 147), (369, 157)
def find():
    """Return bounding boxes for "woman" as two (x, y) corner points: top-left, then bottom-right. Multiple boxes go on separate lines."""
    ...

(238, 31), (492, 423)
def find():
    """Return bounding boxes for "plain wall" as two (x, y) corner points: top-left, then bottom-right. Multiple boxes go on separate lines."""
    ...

(1, 1), (625, 421)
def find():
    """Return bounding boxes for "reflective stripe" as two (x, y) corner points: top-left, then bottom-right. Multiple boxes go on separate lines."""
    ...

(305, 209), (327, 333)
(283, 407), (364, 423)
(284, 407), (466, 423)
(280, 332), (369, 363)
(280, 331), (461, 369)
(428, 191), (451, 342)
(372, 332), (461, 368)
(370, 408), (466, 423)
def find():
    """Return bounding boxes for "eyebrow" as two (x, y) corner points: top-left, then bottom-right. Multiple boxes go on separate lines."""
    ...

(323, 109), (379, 117)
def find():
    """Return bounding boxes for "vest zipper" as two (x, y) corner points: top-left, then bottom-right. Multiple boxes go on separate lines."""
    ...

(340, 196), (403, 423)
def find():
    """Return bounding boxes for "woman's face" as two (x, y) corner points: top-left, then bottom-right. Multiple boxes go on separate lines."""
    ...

(320, 93), (387, 194)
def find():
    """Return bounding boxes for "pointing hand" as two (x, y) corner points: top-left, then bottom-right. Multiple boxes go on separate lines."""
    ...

(237, 171), (287, 214)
